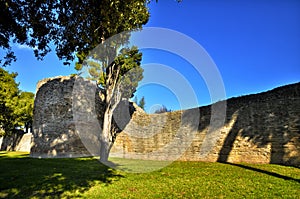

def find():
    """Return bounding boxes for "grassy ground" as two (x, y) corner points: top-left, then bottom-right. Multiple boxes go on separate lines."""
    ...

(0, 152), (299, 198)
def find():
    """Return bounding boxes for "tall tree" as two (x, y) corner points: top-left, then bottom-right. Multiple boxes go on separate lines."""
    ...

(71, 2), (149, 162)
(0, 67), (19, 135)
(0, 68), (34, 136)
(77, 45), (144, 161)
(0, 0), (150, 161)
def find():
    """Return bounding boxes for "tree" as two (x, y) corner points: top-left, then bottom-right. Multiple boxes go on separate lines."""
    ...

(132, 96), (146, 110)
(0, 0), (149, 66)
(0, 1), (185, 161)
(77, 43), (145, 162)
(0, 67), (34, 136)
(15, 92), (34, 133)
(71, 1), (149, 162)
(154, 105), (171, 114)
(0, 67), (19, 135)
(138, 96), (146, 110)
(1, 0), (150, 161)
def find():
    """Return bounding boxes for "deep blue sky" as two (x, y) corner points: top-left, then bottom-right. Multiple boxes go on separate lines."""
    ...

(5, 0), (300, 112)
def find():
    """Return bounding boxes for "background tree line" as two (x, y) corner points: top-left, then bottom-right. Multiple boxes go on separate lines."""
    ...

(0, 67), (34, 136)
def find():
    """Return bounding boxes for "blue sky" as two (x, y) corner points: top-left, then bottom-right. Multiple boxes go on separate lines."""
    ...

(5, 0), (300, 113)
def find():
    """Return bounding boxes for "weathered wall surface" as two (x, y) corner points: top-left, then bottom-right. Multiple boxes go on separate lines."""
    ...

(31, 76), (103, 158)
(31, 76), (300, 166)
(111, 83), (300, 166)
(0, 131), (32, 152)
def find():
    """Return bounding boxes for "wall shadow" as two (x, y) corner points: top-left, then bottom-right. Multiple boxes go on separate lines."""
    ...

(216, 83), (300, 166)
(0, 153), (123, 198)
(225, 162), (300, 183)
(112, 101), (136, 139)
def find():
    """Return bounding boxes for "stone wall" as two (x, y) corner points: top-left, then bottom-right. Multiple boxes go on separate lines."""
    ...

(31, 76), (104, 158)
(31, 76), (300, 166)
(0, 130), (32, 152)
(111, 83), (300, 166)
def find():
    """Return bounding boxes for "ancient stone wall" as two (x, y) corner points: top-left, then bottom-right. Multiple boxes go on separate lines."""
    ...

(31, 76), (300, 166)
(0, 131), (32, 152)
(110, 83), (300, 166)
(31, 76), (104, 158)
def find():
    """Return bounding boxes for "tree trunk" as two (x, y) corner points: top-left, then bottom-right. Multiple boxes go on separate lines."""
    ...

(99, 62), (121, 162)
(100, 107), (114, 162)
(99, 139), (110, 162)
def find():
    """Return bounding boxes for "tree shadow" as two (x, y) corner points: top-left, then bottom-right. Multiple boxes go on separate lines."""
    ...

(216, 83), (300, 166)
(217, 117), (240, 163)
(225, 162), (300, 184)
(0, 154), (123, 198)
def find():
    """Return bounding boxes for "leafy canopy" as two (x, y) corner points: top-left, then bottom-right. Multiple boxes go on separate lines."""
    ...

(0, 0), (150, 66)
(79, 45), (144, 100)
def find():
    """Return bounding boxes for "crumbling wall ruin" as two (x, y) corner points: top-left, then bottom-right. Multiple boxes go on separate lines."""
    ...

(31, 76), (104, 158)
(31, 76), (300, 166)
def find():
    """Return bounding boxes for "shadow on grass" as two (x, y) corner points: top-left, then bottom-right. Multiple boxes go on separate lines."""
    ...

(0, 152), (123, 198)
(225, 162), (300, 184)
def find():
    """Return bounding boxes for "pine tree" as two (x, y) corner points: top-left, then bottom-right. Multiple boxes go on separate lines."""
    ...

(138, 96), (146, 110)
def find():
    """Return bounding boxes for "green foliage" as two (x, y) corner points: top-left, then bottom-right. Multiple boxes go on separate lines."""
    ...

(133, 96), (146, 110)
(0, 0), (150, 66)
(0, 67), (19, 135)
(0, 68), (34, 135)
(115, 47), (144, 99)
(0, 152), (299, 198)
(81, 46), (144, 100)
(138, 96), (146, 110)
(14, 92), (34, 130)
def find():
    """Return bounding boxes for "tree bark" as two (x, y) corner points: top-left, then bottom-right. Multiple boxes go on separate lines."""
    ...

(99, 62), (122, 162)
(100, 107), (114, 162)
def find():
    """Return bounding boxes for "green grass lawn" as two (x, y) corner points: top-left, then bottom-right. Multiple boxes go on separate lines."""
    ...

(0, 152), (299, 198)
